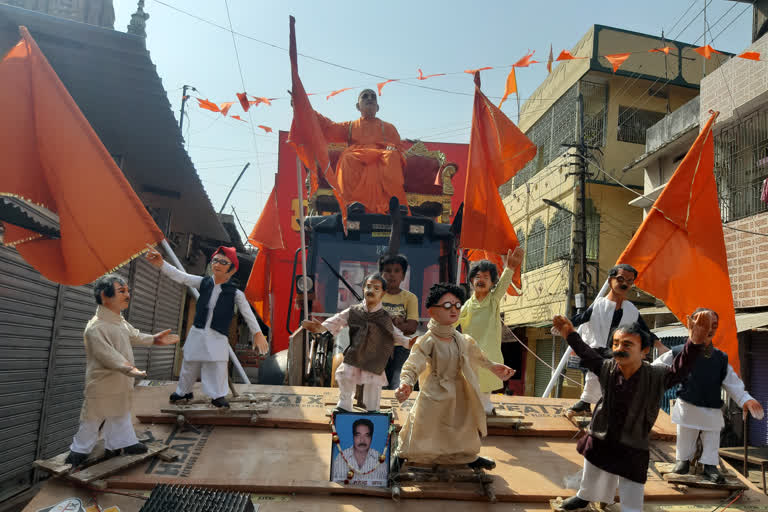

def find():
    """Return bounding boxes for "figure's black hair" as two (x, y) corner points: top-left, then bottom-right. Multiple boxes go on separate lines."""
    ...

(365, 272), (388, 290)
(425, 283), (466, 308)
(610, 322), (652, 350)
(378, 253), (409, 274)
(93, 274), (127, 305)
(609, 263), (638, 279)
(352, 418), (374, 436)
(468, 260), (498, 284)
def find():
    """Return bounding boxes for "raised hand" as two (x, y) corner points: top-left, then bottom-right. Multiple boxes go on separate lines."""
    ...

(689, 310), (715, 345)
(145, 245), (164, 268)
(153, 329), (180, 345)
(552, 315), (576, 338)
(507, 246), (524, 270)
(395, 383), (413, 403)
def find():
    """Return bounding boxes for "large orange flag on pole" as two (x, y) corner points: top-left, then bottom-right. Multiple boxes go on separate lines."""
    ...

(286, 16), (331, 199)
(460, 72), (537, 293)
(245, 185), (285, 327)
(617, 112), (740, 373)
(0, 27), (164, 285)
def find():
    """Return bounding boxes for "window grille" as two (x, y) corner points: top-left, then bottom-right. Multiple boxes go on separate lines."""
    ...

(525, 219), (546, 271)
(546, 210), (572, 264)
(516, 228), (526, 272)
(617, 106), (665, 145)
(582, 81), (607, 147)
(585, 199), (600, 260)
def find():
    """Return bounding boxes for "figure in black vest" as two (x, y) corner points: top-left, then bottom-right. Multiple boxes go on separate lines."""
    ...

(146, 246), (268, 407)
(302, 273), (411, 412)
(653, 307), (764, 483)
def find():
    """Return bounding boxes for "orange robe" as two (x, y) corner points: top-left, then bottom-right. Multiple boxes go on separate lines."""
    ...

(315, 114), (407, 215)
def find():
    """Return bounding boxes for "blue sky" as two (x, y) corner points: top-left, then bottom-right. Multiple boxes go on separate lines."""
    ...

(111, 0), (752, 237)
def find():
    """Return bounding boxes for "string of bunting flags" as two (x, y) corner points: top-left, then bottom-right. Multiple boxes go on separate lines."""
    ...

(192, 43), (764, 129)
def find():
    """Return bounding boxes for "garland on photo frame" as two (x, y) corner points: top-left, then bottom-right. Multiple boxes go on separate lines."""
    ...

(330, 412), (395, 484)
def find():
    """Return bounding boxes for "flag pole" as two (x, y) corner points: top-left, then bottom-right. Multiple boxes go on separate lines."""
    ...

(296, 157), (310, 320)
(159, 239), (250, 385)
(540, 277), (610, 398)
(455, 248), (463, 285)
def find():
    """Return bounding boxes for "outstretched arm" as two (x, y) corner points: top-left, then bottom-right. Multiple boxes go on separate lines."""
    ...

(552, 315), (605, 374)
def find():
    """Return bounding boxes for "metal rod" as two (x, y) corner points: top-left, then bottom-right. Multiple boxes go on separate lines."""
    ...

(160, 239), (250, 385)
(455, 248), (463, 285)
(296, 157), (310, 321)
(219, 163), (250, 215)
(541, 277), (610, 397)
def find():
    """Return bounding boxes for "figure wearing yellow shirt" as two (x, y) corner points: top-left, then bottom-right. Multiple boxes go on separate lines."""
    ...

(379, 254), (419, 390)
(458, 247), (524, 414)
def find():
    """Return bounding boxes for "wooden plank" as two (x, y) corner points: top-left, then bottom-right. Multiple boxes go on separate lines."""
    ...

(66, 441), (168, 484)
(162, 405), (269, 415)
(655, 462), (747, 491)
(34, 441), (106, 476)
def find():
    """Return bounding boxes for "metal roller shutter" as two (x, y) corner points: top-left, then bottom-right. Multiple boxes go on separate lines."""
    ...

(148, 271), (184, 379)
(533, 339), (554, 397)
(128, 258), (159, 373)
(749, 332), (768, 446)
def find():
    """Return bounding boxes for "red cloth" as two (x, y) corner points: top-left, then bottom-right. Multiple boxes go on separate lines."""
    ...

(459, 73), (535, 296)
(0, 27), (164, 285)
(618, 113), (740, 374)
(212, 246), (239, 271)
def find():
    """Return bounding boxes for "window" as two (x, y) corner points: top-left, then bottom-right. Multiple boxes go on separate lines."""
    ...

(714, 109), (768, 222)
(546, 210), (572, 264)
(617, 106), (665, 145)
(582, 81), (607, 147)
(585, 199), (600, 260)
(516, 228), (526, 272)
(525, 219), (546, 271)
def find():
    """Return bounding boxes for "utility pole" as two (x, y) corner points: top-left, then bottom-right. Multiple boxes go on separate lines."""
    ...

(179, 84), (197, 134)
(703, 0), (707, 78)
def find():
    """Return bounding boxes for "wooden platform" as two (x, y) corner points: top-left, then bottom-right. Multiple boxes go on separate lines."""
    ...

(655, 462), (748, 491)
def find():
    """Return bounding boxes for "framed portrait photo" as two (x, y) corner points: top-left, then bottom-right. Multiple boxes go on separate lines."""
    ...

(330, 411), (392, 487)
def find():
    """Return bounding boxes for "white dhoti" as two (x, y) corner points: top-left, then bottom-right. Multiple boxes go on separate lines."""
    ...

(580, 371), (603, 404)
(676, 425), (720, 466)
(335, 362), (386, 411)
(176, 360), (229, 399)
(576, 459), (644, 512)
(70, 412), (138, 453)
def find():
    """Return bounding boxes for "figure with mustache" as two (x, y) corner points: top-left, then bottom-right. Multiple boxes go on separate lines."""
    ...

(458, 247), (524, 415)
(552, 311), (713, 512)
(146, 246), (268, 408)
(566, 264), (668, 417)
(652, 308), (764, 483)
(395, 283), (515, 470)
(331, 418), (388, 485)
(308, 88), (408, 216)
(65, 274), (179, 467)
(303, 273), (411, 412)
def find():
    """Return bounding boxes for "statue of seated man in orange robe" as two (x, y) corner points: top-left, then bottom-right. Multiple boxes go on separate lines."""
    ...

(314, 89), (408, 215)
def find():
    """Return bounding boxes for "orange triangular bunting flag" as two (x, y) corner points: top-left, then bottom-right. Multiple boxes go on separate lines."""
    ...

(498, 67), (517, 109)
(257, 125), (272, 133)
(547, 44), (554, 73)
(738, 51), (761, 61)
(219, 101), (234, 117)
(694, 45), (723, 60)
(377, 79), (398, 95)
(556, 50), (578, 61)
(604, 52), (631, 72)
(326, 87), (353, 100)
(513, 50), (536, 68)
(237, 92), (250, 111)
(460, 73), (535, 294)
(650, 47), (672, 55)
(617, 112), (740, 374)
(197, 98), (220, 112)
(0, 27), (164, 285)
(464, 66), (493, 74)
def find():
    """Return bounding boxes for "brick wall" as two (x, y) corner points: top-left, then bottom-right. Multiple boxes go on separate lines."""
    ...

(724, 212), (768, 308)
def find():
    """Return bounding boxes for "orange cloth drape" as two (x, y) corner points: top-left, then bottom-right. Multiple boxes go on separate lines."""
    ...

(245, 186), (285, 327)
(0, 27), (164, 285)
(460, 73), (536, 293)
(617, 112), (740, 374)
(287, 16), (330, 198)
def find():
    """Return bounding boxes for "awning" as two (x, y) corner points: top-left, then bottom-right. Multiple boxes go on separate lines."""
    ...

(653, 310), (768, 337)
(0, 196), (60, 238)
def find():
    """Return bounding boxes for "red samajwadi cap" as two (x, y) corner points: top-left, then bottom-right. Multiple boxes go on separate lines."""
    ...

(212, 246), (239, 271)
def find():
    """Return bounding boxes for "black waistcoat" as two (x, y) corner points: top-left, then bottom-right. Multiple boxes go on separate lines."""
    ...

(193, 276), (237, 336)
(674, 343), (728, 408)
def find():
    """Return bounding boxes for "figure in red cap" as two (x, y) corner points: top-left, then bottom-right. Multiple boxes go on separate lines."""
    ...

(146, 246), (268, 408)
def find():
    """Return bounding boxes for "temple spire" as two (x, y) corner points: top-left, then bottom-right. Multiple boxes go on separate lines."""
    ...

(127, 0), (149, 38)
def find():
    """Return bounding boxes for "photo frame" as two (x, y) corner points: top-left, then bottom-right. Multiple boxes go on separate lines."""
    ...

(329, 411), (393, 487)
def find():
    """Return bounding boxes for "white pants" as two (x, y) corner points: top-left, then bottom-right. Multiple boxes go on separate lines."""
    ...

(336, 374), (381, 412)
(70, 413), (138, 453)
(676, 425), (720, 466)
(576, 459), (644, 512)
(176, 360), (229, 399)
(480, 392), (494, 414)
(580, 371), (603, 404)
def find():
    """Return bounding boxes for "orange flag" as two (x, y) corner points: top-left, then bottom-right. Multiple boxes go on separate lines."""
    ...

(377, 79), (398, 95)
(250, 96), (273, 106)
(556, 50), (580, 61)
(326, 87), (353, 100)
(231, 115), (246, 122)
(245, 186), (285, 327)
(738, 51), (761, 61)
(257, 125), (273, 133)
(498, 66), (517, 109)
(604, 52), (631, 72)
(617, 112), (740, 374)
(464, 66), (493, 74)
(513, 50), (537, 68)
(197, 98), (220, 112)
(219, 101), (234, 116)
(417, 68), (445, 80)
(0, 27), (164, 285)
(547, 44), (554, 73)
(466, 249), (521, 296)
(287, 16), (330, 197)
(236, 92), (250, 112)
(460, 73), (536, 292)
(650, 46), (672, 55)
(694, 45), (723, 60)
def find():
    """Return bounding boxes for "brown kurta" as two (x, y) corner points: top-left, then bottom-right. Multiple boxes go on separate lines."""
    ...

(343, 304), (397, 374)
(80, 306), (154, 420)
(396, 326), (493, 464)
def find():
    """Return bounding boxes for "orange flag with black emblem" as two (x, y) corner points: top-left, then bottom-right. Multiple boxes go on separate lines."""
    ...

(0, 27), (164, 285)
(617, 112), (740, 374)
(460, 72), (536, 293)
